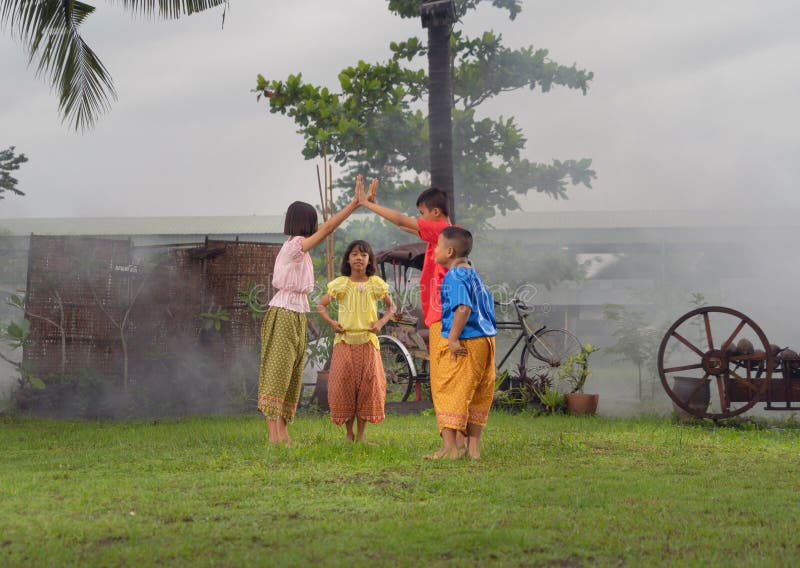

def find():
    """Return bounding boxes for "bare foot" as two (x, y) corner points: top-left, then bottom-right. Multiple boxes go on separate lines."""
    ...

(467, 447), (480, 460)
(443, 447), (464, 460)
(425, 447), (463, 460)
(424, 447), (447, 460)
(346, 433), (355, 442)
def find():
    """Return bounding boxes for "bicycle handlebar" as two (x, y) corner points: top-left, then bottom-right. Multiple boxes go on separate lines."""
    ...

(494, 298), (532, 311)
(494, 298), (544, 336)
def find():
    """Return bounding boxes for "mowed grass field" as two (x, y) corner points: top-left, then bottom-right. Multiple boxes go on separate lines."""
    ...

(2, 412), (799, 567)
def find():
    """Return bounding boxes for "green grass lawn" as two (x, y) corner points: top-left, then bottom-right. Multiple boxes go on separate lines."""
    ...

(2, 412), (799, 567)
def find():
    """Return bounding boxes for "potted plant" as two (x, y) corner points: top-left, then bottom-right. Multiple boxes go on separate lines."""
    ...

(560, 343), (600, 416)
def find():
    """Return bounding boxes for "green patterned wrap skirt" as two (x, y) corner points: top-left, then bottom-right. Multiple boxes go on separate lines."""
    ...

(258, 307), (307, 422)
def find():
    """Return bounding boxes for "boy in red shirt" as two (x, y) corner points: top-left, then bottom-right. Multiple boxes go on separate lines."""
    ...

(359, 184), (456, 455)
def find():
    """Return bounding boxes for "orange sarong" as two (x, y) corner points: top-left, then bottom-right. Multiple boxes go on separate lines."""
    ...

(432, 334), (495, 433)
(428, 321), (446, 406)
(328, 342), (386, 425)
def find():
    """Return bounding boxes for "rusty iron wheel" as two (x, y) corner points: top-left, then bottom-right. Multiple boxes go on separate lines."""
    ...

(657, 306), (773, 420)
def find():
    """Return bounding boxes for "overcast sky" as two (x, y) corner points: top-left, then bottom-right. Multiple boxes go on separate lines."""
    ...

(1, 0), (799, 220)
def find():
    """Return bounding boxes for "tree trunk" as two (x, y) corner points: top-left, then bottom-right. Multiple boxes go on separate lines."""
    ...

(427, 23), (455, 222)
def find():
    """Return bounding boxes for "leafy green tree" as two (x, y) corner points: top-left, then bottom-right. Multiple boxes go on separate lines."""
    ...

(0, 1), (227, 130)
(255, 0), (595, 226)
(0, 146), (28, 199)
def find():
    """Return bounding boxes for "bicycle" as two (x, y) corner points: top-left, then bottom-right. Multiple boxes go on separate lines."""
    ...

(494, 298), (583, 394)
(373, 243), (582, 401)
(378, 297), (583, 402)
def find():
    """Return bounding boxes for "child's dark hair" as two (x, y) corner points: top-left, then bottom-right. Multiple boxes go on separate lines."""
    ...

(416, 187), (449, 216)
(341, 240), (376, 277)
(441, 226), (473, 257)
(283, 201), (318, 237)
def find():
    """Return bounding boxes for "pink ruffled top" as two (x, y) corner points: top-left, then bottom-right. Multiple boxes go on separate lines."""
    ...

(269, 236), (315, 313)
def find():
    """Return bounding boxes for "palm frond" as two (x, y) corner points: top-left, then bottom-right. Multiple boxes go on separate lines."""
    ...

(112, 0), (228, 19)
(1, 0), (115, 131)
(1, 0), (228, 130)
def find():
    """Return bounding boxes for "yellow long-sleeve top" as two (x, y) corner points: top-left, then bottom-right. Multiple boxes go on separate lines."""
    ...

(326, 275), (389, 351)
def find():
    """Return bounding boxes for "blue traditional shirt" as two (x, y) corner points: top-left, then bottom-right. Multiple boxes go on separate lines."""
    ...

(440, 266), (497, 339)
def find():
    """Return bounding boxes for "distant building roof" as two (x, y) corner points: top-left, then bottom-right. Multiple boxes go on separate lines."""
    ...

(2, 209), (800, 238)
(490, 209), (800, 230)
(0, 215), (284, 237)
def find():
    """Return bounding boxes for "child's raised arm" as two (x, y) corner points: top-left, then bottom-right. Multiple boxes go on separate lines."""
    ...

(359, 179), (419, 234)
(300, 176), (363, 253)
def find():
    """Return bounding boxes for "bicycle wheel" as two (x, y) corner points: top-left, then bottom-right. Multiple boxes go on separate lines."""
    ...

(530, 329), (582, 366)
(521, 329), (582, 393)
(379, 335), (416, 403)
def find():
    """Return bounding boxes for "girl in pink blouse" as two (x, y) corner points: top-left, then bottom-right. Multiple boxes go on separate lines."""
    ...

(258, 177), (363, 445)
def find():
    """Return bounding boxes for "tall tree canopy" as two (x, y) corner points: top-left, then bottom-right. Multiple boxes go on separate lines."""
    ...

(255, 0), (595, 226)
(0, 146), (28, 199)
(0, 0), (227, 131)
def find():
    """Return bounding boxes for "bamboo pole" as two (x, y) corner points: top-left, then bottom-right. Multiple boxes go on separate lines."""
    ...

(317, 148), (336, 281)
(327, 160), (335, 280)
(316, 165), (327, 222)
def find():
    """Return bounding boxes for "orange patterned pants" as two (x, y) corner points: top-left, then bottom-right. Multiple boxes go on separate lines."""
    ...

(428, 321), (445, 394)
(328, 342), (386, 425)
(432, 335), (495, 433)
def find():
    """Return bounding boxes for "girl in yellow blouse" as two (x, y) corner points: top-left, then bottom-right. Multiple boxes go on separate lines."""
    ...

(316, 240), (396, 441)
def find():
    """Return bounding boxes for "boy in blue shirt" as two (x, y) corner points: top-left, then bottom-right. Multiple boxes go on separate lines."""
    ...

(429, 226), (497, 460)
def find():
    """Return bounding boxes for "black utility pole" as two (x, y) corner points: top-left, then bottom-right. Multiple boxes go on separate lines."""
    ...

(421, 0), (457, 223)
